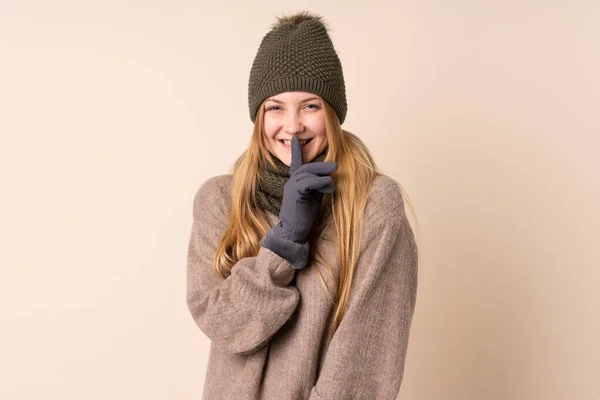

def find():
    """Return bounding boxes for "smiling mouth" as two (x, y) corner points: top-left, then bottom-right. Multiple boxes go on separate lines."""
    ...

(278, 138), (313, 148)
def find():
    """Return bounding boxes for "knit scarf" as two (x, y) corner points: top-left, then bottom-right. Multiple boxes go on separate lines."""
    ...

(256, 148), (330, 217)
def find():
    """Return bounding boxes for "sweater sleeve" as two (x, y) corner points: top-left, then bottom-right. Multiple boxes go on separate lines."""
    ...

(308, 204), (419, 400)
(186, 177), (300, 355)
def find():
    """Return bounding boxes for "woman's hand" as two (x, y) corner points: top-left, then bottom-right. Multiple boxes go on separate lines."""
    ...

(276, 135), (337, 243)
(259, 136), (337, 269)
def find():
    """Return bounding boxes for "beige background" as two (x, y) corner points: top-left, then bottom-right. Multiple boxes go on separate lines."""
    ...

(1, 0), (599, 399)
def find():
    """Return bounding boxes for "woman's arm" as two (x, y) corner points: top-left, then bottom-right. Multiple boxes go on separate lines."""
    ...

(308, 198), (419, 399)
(186, 176), (300, 355)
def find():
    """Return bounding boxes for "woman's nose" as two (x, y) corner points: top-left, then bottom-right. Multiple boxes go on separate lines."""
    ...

(283, 113), (304, 134)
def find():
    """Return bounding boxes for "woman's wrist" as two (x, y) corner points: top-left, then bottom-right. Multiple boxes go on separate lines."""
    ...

(259, 224), (310, 270)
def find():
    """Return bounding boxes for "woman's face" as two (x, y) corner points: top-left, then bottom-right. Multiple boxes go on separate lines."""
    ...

(262, 91), (328, 166)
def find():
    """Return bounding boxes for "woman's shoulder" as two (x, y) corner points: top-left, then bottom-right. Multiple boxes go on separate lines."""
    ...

(196, 173), (233, 193)
(364, 174), (408, 225)
(192, 174), (234, 216)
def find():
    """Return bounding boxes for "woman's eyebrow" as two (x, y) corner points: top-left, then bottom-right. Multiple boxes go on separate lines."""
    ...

(266, 97), (321, 103)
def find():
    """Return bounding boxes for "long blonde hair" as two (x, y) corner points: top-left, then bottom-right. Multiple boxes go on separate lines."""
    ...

(213, 99), (420, 335)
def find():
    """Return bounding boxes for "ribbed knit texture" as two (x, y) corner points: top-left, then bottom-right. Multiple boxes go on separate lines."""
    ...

(248, 14), (347, 124)
(256, 148), (328, 216)
(186, 173), (419, 399)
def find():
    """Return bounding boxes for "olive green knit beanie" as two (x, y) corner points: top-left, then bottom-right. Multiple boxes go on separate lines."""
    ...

(248, 11), (347, 124)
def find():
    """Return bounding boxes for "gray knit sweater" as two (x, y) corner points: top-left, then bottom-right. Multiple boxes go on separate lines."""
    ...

(186, 173), (418, 399)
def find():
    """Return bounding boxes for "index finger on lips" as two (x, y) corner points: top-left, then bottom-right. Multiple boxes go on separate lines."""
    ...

(290, 136), (304, 174)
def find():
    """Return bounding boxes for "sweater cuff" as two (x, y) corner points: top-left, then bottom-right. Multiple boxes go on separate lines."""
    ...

(259, 227), (310, 270)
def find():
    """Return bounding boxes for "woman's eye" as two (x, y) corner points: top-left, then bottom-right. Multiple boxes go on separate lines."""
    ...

(266, 104), (318, 111)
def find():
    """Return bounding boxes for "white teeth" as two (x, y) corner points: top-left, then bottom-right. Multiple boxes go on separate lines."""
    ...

(282, 139), (309, 146)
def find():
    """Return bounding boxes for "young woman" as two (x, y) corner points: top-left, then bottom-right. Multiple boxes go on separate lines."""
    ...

(187, 10), (419, 400)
